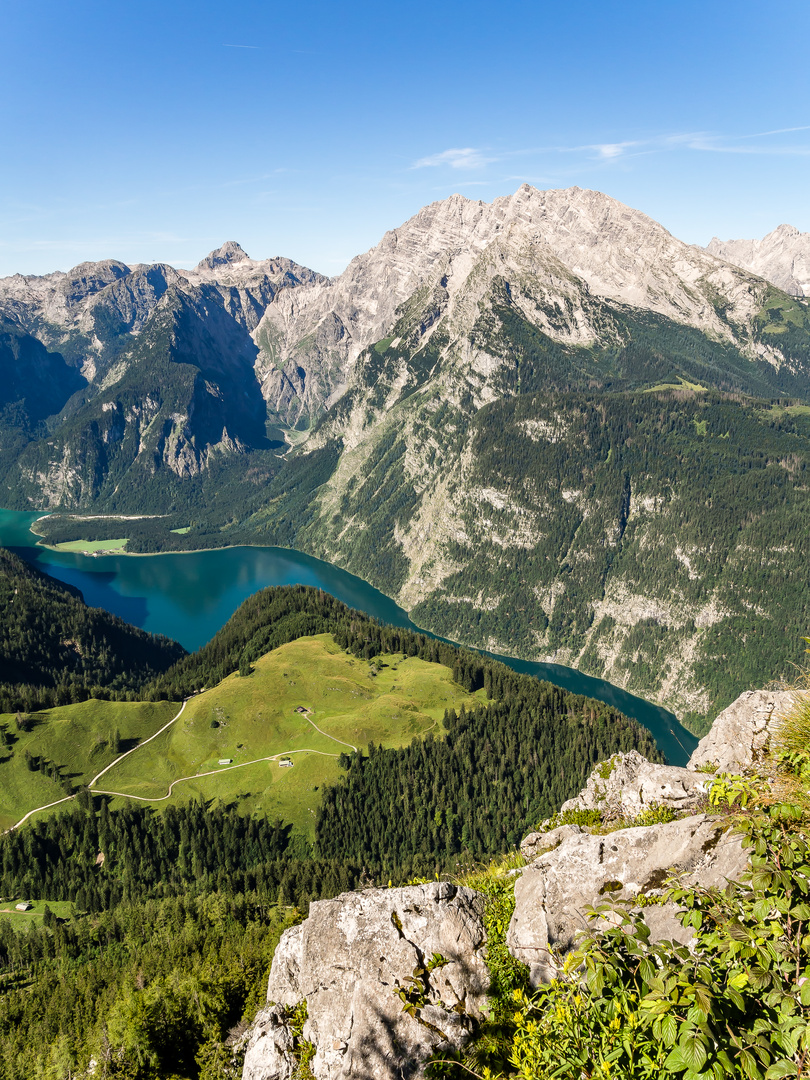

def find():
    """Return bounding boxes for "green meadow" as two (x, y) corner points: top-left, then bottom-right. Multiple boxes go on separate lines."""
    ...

(0, 635), (482, 837)
(0, 899), (74, 932)
(98, 634), (483, 836)
(49, 538), (129, 553)
(0, 700), (177, 830)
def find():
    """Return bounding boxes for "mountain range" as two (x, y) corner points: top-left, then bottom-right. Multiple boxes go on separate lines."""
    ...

(707, 223), (810, 297)
(2, 185), (810, 727)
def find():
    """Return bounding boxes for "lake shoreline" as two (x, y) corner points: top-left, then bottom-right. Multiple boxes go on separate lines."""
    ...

(1, 506), (698, 765)
(30, 513), (294, 561)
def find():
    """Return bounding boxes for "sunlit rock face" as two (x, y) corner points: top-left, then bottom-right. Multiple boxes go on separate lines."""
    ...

(244, 882), (490, 1080)
(687, 688), (795, 774)
(708, 224), (810, 297)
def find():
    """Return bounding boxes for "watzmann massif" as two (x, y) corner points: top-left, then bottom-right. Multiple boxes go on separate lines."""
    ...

(2, 185), (810, 728)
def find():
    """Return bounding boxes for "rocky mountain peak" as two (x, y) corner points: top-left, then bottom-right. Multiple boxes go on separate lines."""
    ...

(773, 223), (799, 236)
(706, 225), (810, 296)
(194, 240), (251, 273)
(254, 182), (765, 394)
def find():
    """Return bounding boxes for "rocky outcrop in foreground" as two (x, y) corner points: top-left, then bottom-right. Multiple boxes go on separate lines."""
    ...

(242, 688), (794, 1079)
(559, 748), (710, 816)
(508, 814), (746, 985)
(243, 882), (489, 1080)
(687, 688), (793, 774)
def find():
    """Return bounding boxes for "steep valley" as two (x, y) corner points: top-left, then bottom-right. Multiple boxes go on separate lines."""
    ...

(3, 184), (810, 728)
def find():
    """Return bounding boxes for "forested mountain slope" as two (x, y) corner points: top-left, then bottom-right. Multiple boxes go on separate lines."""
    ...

(3, 186), (810, 724)
(246, 383), (810, 726)
(1, 581), (670, 831)
(0, 548), (185, 710)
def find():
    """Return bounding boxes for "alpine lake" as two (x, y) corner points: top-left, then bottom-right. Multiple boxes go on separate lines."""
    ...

(0, 507), (697, 765)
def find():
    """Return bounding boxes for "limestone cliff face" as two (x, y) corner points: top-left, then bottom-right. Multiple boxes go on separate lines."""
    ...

(2, 189), (807, 501)
(256, 183), (786, 383)
(240, 689), (793, 1080)
(0, 243), (323, 381)
(243, 883), (490, 1080)
(0, 244), (322, 503)
(707, 224), (810, 297)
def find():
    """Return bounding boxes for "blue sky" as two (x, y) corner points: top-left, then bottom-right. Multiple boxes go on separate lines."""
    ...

(2, 0), (808, 276)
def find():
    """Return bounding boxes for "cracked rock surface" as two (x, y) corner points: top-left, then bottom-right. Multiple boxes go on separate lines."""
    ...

(687, 689), (794, 774)
(560, 750), (711, 816)
(508, 814), (747, 985)
(242, 1005), (297, 1080)
(520, 823), (589, 860)
(250, 881), (489, 1080)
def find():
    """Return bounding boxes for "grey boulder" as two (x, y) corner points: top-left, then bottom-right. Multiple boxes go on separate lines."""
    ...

(508, 814), (747, 985)
(560, 750), (711, 817)
(247, 881), (490, 1080)
(520, 823), (589, 860)
(688, 689), (795, 773)
(242, 1005), (297, 1080)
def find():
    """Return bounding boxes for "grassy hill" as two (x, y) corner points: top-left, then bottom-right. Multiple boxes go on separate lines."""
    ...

(0, 635), (481, 834)
(0, 699), (177, 831)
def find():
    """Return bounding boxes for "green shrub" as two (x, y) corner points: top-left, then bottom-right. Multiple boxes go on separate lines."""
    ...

(423, 789), (809, 1080)
(774, 693), (810, 761)
(502, 799), (809, 1080)
(609, 803), (678, 831)
(539, 807), (602, 832)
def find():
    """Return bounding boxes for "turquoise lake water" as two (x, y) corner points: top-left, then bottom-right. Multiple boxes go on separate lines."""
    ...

(0, 508), (697, 764)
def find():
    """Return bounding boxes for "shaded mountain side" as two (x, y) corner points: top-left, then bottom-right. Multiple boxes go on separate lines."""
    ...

(0, 244), (324, 509)
(0, 548), (185, 710)
(0, 316), (85, 430)
(2, 286), (277, 511)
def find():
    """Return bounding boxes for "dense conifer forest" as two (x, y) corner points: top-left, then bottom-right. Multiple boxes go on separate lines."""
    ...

(0, 549), (185, 712)
(317, 691), (660, 872)
(0, 581), (670, 1077)
(0, 889), (298, 1080)
(0, 797), (373, 916)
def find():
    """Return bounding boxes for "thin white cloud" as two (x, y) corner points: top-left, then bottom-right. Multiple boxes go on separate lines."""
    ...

(671, 129), (810, 156)
(220, 172), (281, 189)
(223, 43), (262, 49)
(412, 147), (497, 170)
(738, 125), (810, 139)
(490, 126), (810, 165)
(590, 141), (639, 159)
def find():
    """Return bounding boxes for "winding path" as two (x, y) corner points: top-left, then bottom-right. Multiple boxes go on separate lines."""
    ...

(88, 700), (188, 788)
(302, 708), (357, 752)
(93, 749), (344, 803)
(4, 698), (359, 828)
(3, 700), (189, 833)
(6, 795), (75, 833)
